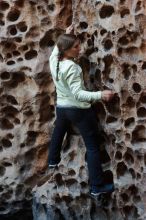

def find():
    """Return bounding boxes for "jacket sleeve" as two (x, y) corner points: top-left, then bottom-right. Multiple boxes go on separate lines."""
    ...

(65, 64), (102, 102)
(49, 45), (59, 60)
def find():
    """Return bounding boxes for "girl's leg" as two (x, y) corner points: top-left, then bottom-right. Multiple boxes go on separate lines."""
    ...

(48, 107), (69, 165)
(65, 107), (104, 186)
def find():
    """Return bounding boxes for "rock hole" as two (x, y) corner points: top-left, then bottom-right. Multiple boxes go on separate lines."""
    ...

(132, 83), (141, 93)
(2, 162), (12, 167)
(25, 50), (37, 60)
(23, 109), (33, 116)
(121, 193), (129, 203)
(109, 78), (114, 83)
(105, 95), (120, 116)
(124, 117), (135, 128)
(17, 21), (27, 32)
(126, 96), (135, 108)
(135, 1), (142, 12)
(68, 169), (76, 176)
(99, 5), (115, 18)
(117, 47), (123, 56)
(1, 138), (12, 148)
(22, 45), (29, 51)
(80, 181), (87, 188)
(116, 161), (127, 178)
(19, 164), (31, 174)
(7, 8), (20, 22)
(17, 57), (23, 62)
(120, 8), (130, 18)
(136, 172), (141, 180)
(142, 61), (146, 69)
(129, 184), (138, 195)
(132, 125), (146, 144)
(5, 42), (13, 48)
(120, 0), (126, 4)
(7, 60), (15, 65)
(10, 72), (25, 86)
(25, 149), (35, 163)
(118, 36), (129, 45)
(0, 1), (9, 10)
(133, 195), (141, 203)
(77, 32), (86, 43)
(7, 95), (18, 105)
(106, 116), (117, 123)
(65, 179), (77, 187)
(103, 39), (113, 50)
(0, 20), (5, 26)
(115, 151), (122, 160)
(87, 39), (93, 47)
(0, 71), (10, 80)
(39, 30), (63, 48)
(12, 50), (20, 56)
(144, 154), (146, 166)
(62, 195), (73, 204)
(123, 206), (138, 219)
(14, 37), (22, 43)
(135, 151), (143, 161)
(20, 143), (25, 148)
(7, 133), (14, 139)
(26, 131), (38, 145)
(9, 25), (17, 35)
(132, 64), (137, 72)
(100, 29), (107, 36)
(79, 21), (88, 29)
(129, 168), (136, 178)
(137, 107), (146, 117)
(0, 166), (6, 176)
(125, 133), (131, 141)
(103, 54), (113, 67)
(14, 118), (20, 124)
(124, 150), (134, 166)
(1, 105), (19, 115)
(14, 37), (22, 42)
(54, 173), (64, 186)
(54, 194), (62, 203)
(15, 184), (24, 197)
(2, 189), (13, 200)
(15, 0), (24, 7)
(6, 53), (12, 59)
(0, 12), (4, 19)
(48, 4), (55, 12)
(0, 186), (4, 192)
(1, 118), (14, 129)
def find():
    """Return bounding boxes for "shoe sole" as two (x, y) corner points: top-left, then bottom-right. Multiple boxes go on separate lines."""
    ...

(90, 191), (107, 196)
(90, 188), (114, 197)
(49, 165), (58, 169)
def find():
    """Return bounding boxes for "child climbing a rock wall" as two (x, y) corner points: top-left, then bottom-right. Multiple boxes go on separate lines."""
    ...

(48, 25), (115, 196)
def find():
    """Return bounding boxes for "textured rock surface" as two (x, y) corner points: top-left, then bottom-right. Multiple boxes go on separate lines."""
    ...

(0, 0), (146, 219)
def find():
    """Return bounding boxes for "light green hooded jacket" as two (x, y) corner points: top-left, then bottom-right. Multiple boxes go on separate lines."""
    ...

(49, 45), (102, 109)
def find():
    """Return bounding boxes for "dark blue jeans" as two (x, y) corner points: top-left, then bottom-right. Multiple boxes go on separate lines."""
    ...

(48, 106), (104, 186)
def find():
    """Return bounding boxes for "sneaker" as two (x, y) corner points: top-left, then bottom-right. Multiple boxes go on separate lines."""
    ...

(48, 164), (58, 169)
(90, 183), (114, 196)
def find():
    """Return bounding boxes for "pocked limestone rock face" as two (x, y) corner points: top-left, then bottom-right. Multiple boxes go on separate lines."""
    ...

(0, 0), (146, 219)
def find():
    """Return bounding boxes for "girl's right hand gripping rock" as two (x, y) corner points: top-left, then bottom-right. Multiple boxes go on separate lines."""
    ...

(101, 90), (115, 102)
